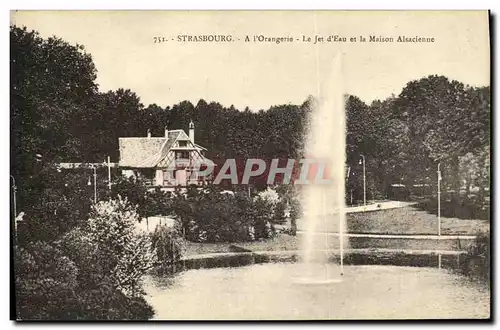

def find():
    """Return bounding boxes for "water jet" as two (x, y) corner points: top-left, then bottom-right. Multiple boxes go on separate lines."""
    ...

(298, 52), (347, 283)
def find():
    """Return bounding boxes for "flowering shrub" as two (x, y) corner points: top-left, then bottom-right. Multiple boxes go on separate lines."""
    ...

(82, 197), (157, 296)
(255, 186), (287, 224)
(256, 187), (280, 206)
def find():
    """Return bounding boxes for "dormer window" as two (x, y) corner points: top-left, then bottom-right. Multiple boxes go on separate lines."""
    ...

(178, 141), (188, 147)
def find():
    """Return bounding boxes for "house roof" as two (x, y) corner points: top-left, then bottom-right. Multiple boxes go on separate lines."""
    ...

(118, 130), (206, 168)
(119, 138), (168, 168)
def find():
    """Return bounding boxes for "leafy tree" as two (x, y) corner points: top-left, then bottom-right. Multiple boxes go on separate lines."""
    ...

(110, 176), (148, 218)
(16, 165), (96, 245)
(11, 25), (98, 181)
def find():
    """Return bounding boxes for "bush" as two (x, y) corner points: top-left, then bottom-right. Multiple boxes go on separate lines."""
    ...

(16, 167), (95, 246)
(151, 225), (185, 269)
(459, 230), (490, 283)
(256, 187), (281, 222)
(168, 185), (274, 243)
(275, 184), (301, 235)
(15, 239), (155, 320)
(80, 197), (157, 296)
(15, 242), (79, 320)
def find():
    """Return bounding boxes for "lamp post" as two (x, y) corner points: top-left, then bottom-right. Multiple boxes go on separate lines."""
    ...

(88, 166), (97, 203)
(107, 156), (112, 190)
(10, 175), (17, 231)
(359, 155), (366, 207)
(437, 163), (442, 236)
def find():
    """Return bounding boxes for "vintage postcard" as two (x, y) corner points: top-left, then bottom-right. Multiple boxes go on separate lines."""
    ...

(10, 10), (490, 321)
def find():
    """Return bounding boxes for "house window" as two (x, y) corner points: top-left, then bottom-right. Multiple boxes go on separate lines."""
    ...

(178, 140), (188, 147)
(142, 168), (155, 180)
(175, 151), (190, 159)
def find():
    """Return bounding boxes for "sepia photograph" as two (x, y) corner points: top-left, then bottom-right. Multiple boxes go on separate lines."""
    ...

(10, 10), (491, 321)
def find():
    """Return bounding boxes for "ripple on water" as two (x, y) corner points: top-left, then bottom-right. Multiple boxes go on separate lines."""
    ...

(144, 263), (490, 320)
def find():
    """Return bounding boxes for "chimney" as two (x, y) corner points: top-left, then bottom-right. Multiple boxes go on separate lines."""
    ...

(147, 128), (151, 138)
(165, 125), (169, 138)
(189, 120), (195, 144)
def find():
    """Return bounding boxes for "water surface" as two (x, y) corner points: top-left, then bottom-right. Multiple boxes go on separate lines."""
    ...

(145, 263), (489, 320)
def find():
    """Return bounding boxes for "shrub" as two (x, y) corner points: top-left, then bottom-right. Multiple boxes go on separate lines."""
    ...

(151, 225), (185, 269)
(252, 197), (276, 239)
(15, 242), (79, 320)
(256, 187), (281, 220)
(275, 185), (301, 235)
(459, 230), (490, 283)
(167, 186), (274, 243)
(15, 239), (155, 320)
(81, 197), (157, 296)
(272, 200), (287, 224)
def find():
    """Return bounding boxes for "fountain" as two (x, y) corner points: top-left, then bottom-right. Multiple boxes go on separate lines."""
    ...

(144, 52), (490, 320)
(297, 53), (347, 283)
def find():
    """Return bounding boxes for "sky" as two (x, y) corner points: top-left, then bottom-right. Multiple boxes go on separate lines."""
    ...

(11, 10), (490, 110)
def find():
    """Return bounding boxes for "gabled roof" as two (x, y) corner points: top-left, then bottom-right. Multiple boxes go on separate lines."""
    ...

(194, 143), (207, 151)
(118, 130), (207, 168)
(119, 138), (169, 168)
(169, 130), (189, 140)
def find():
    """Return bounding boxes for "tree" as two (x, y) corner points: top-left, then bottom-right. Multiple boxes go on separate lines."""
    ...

(11, 25), (98, 181)
(16, 165), (95, 246)
(394, 76), (466, 193)
(110, 176), (149, 218)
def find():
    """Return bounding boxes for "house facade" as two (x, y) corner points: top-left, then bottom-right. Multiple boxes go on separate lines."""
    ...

(118, 121), (212, 189)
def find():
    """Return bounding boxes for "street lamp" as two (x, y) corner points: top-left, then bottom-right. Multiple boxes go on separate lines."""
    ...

(107, 156), (112, 190)
(359, 155), (366, 207)
(88, 166), (97, 203)
(437, 163), (442, 236)
(10, 175), (17, 231)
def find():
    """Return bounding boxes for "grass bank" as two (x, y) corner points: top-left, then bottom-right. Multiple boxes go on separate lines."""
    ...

(184, 206), (489, 257)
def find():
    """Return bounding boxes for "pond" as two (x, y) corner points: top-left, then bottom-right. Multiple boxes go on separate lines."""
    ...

(144, 260), (490, 320)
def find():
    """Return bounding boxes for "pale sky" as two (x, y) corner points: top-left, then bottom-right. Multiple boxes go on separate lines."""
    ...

(11, 11), (490, 110)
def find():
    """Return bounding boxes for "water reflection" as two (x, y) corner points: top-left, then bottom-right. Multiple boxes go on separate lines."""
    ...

(145, 262), (489, 320)
(168, 252), (461, 272)
(144, 254), (490, 320)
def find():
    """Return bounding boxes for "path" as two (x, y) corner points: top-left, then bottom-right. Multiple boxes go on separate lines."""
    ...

(346, 200), (416, 213)
(182, 247), (467, 261)
(294, 232), (477, 240)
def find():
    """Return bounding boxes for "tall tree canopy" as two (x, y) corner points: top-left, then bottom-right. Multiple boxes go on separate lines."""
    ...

(11, 25), (490, 203)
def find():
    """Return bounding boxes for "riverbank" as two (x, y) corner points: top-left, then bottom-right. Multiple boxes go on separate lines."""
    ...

(184, 206), (489, 257)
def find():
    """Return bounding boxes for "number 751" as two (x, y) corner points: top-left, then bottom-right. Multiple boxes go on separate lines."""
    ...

(154, 37), (167, 43)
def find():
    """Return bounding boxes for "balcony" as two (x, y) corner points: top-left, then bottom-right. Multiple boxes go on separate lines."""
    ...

(174, 158), (191, 168)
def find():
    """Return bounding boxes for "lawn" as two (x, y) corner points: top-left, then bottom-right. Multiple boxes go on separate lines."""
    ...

(346, 206), (489, 235)
(183, 206), (489, 257)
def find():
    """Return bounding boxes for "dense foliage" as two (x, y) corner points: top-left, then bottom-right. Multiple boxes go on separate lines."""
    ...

(161, 186), (276, 243)
(15, 199), (156, 320)
(151, 225), (185, 269)
(459, 231), (490, 283)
